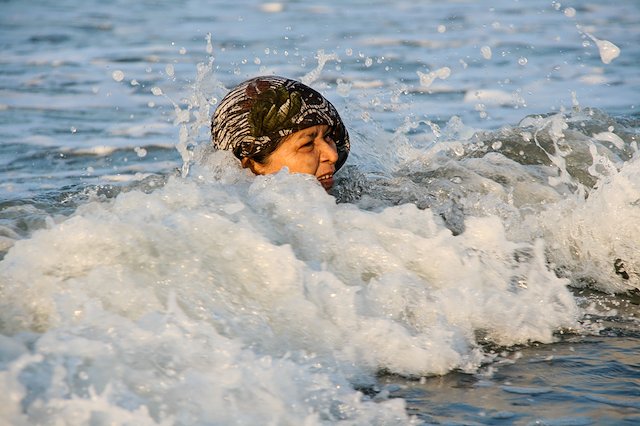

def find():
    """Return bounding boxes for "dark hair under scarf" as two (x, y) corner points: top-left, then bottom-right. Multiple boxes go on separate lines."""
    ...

(211, 76), (350, 171)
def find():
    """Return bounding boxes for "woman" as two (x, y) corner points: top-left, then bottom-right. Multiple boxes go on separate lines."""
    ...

(211, 76), (350, 190)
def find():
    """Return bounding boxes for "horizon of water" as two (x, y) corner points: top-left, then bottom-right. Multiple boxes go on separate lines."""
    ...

(1, 0), (639, 425)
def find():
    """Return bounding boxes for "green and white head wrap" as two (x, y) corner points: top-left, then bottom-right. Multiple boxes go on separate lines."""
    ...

(211, 75), (350, 170)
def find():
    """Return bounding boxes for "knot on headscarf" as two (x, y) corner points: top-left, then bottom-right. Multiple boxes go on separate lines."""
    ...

(211, 76), (350, 171)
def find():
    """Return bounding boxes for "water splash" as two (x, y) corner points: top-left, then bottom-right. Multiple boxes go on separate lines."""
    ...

(173, 34), (227, 178)
(417, 67), (451, 89)
(300, 49), (340, 86)
(584, 32), (621, 65)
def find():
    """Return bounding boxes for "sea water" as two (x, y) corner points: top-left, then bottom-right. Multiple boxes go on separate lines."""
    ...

(1, 0), (639, 424)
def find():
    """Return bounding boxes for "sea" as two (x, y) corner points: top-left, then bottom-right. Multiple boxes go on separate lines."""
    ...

(1, 0), (639, 424)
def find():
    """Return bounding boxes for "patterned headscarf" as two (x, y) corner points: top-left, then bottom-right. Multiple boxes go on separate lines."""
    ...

(211, 76), (350, 171)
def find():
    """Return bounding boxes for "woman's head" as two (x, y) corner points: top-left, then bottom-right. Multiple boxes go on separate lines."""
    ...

(211, 76), (349, 189)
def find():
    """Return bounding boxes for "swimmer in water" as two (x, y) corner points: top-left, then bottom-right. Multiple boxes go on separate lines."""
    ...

(211, 76), (350, 190)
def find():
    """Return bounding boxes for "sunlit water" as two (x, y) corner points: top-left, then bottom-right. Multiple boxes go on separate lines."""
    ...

(1, 0), (639, 424)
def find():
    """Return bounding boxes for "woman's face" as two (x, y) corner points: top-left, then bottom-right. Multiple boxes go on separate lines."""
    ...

(244, 124), (339, 189)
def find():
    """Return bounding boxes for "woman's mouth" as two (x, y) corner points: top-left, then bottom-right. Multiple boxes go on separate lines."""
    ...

(317, 173), (334, 189)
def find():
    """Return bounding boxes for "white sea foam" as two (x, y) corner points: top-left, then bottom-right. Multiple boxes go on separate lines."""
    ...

(425, 114), (640, 294)
(71, 145), (118, 155)
(109, 122), (174, 138)
(463, 89), (524, 107)
(0, 150), (581, 422)
(535, 154), (640, 293)
(2, 0), (638, 422)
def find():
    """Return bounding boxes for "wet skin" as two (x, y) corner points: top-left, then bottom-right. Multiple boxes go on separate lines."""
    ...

(242, 124), (339, 189)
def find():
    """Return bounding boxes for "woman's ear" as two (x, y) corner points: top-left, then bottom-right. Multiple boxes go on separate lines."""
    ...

(241, 157), (260, 174)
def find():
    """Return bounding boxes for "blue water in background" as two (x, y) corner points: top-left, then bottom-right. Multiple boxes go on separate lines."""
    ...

(2, 0), (638, 199)
(1, 0), (639, 424)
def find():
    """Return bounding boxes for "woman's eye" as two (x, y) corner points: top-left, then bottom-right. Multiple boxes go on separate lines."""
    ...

(324, 134), (336, 147)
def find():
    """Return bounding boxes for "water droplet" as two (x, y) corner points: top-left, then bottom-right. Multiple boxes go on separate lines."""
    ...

(337, 79), (352, 97)
(481, 46), (492, 60)
(564, 7), (576, 18)
(492, 141), (503, 150)
(436, 67), (451, 79)
(165, 64), (175, 77)
(112, 70), (125, 82)
(585, 33), (620, 64)
(151, 87), (163, 96)
(365, 57), (373, 67)
(70, 126), (77, 133)
(596, 39), (620, 64)
(206, 33), (213, 54)
(518, 57), (528, 66)
(437, 25), (446, 33)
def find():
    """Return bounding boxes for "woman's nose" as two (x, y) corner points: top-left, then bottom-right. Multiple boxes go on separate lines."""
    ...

(319, 137), (339, 164)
